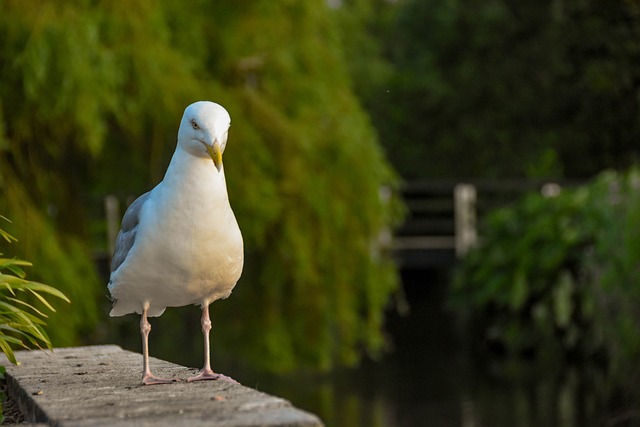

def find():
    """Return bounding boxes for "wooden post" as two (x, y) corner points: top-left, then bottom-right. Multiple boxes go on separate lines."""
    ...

(454, 184), (477, 257)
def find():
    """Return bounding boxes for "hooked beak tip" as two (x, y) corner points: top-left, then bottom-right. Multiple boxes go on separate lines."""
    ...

(205, 141), (223, 172)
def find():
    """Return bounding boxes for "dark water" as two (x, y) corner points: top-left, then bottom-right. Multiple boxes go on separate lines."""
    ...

(109, 268), (640, 427)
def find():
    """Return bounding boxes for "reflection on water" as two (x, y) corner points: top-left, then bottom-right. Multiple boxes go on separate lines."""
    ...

(109, 268), (640, 427)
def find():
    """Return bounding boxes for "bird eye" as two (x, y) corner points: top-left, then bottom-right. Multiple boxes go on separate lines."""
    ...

(191, 120), (199, 130)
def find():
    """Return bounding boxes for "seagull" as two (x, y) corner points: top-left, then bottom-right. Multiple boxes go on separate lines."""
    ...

(108, 101), (244, 385)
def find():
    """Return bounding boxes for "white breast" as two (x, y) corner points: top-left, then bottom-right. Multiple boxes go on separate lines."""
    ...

(109, 149), (244, 317)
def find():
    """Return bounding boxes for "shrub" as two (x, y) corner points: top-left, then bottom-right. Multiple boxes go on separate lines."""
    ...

(453, 168), (640, 380)
(0, 216), (70, 364)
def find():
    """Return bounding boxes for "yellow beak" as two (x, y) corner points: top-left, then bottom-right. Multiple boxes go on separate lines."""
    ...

(205, 140), (223, 172)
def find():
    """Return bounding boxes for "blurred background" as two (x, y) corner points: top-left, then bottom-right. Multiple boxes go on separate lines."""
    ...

(1, 0), (639, 426)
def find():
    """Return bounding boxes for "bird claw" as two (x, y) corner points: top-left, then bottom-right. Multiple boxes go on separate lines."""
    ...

(187, 369), (239, 384)
(142, 374), (181, 385)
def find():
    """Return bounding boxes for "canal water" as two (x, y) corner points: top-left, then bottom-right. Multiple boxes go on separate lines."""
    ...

(111, 267), (639, 426)
(238, 268), (639, 427)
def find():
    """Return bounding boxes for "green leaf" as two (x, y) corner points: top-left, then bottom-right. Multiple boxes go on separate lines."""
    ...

(22, 282), (70, 304)
(0, 339), (16, 365)
(6, 297), (48, 318)
(0, 216), (17, 244)
(0, 273), (28, 287)
(27, 290), (55, 312)
(0, 333), (25, 346)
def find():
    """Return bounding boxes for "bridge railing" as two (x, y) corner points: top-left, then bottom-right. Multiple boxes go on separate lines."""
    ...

(394, 180), (577, 268)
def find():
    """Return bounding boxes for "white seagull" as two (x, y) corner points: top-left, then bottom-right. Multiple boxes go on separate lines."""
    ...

(108, 101), (244, 385)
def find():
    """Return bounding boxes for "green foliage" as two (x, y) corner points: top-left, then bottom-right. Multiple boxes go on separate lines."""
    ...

(0, 217), (70, 365)
(346, 0), (640, 179)
(0, 1), (401, 371)
(453, 168), (640, 380)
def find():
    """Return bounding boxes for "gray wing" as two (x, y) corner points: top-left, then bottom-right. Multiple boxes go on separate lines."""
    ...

(110, 192), (150, 273)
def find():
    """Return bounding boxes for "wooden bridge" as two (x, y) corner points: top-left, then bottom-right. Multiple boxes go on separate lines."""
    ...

(393, 180), (567, 269)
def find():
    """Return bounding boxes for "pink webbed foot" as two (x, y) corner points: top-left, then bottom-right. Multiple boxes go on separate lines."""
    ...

(142, 373), (181, 386)
(187, 368), (239, 384)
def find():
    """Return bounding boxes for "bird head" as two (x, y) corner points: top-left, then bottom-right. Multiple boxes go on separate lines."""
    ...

(177, 101), (231, 172)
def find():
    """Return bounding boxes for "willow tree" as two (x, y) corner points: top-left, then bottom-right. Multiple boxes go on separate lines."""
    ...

(0, 0), (401, 371)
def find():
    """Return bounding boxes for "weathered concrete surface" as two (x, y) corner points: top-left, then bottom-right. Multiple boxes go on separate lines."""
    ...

(0, 345), (323, 427)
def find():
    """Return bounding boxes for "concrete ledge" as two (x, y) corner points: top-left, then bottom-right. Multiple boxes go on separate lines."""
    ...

(0, 345), (323, 426)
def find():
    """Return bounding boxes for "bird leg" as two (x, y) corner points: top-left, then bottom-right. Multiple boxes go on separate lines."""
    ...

(140, 305), (179, 385)
(187, 304), (238, 383)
